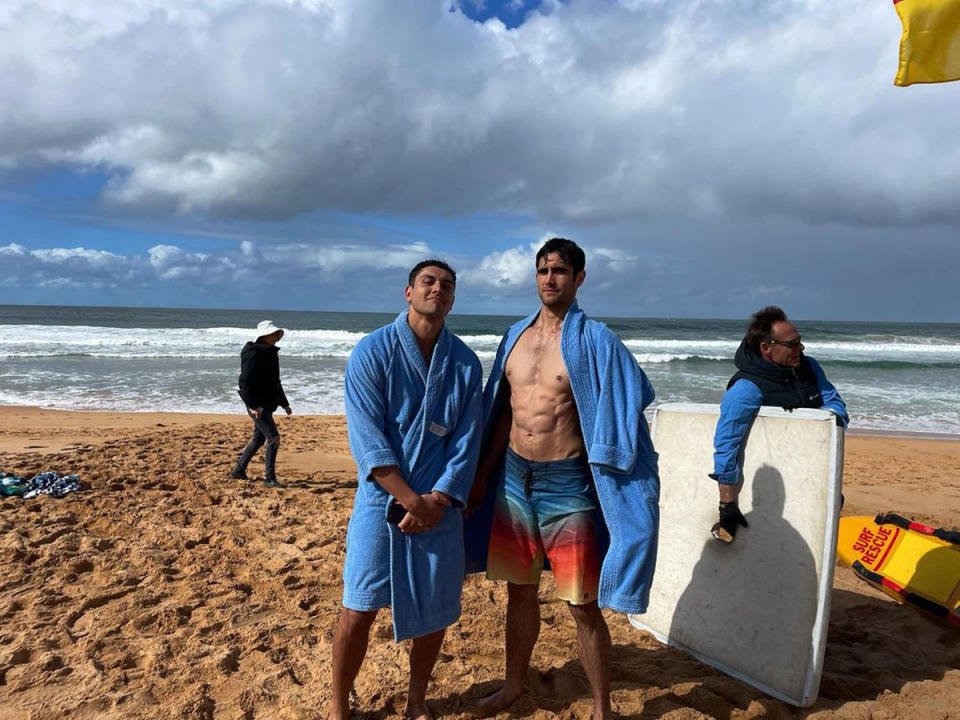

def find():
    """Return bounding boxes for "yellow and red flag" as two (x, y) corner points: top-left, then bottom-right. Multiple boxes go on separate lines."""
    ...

(894, 0), (960, 86)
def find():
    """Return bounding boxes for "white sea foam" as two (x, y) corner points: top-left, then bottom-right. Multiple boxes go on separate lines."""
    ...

(0, 325), (369, 359)
(632, 353), (728, 364)
(3, 324), (959, 360)
(0, 325), (513, 360)
(0, 381), (347, 415)
(622, 337), (960, 356)
(3, 320), (960, 434)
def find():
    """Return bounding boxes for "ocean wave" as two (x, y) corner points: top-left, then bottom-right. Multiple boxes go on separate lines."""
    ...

(0, 325), (508, 359)
(824, 359), (960, 370)
(622, 337), (960, 354)
(4, 348), (959, 367)
(0, 351), (358, 360)
(2, 324), (960, 366)
(802, 341), (960, 354)
(457, 334), (505, 344)
(633, 353), (729, 364)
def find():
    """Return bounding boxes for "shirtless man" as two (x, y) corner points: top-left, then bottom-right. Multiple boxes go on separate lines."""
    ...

(468, 238), (660, 719)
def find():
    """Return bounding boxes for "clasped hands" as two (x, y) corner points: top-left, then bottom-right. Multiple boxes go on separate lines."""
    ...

(397, 491), (451, 534)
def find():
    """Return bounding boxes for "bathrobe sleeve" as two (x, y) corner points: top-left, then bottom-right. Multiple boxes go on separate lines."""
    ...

(588, 329), (655, 473)
(566, 314), (660, 615)
(344, 338), (400, 481)
(430, 356), (483, 508)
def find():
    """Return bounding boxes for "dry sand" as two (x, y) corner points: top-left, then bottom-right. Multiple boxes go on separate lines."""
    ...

(0, 407), (958, 720)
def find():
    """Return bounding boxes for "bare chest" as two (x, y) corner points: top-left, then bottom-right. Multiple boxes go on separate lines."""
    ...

(505, 328), (571, 393)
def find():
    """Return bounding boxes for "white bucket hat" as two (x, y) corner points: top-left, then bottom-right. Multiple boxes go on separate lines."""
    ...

(255, 320), (285, 341)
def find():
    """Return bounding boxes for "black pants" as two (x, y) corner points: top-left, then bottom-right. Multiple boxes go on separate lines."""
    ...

(235, 409), (279, 481)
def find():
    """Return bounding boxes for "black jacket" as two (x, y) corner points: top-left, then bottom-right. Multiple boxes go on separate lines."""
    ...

(238, 341), (289, 412)
(727, 341), (822, 411)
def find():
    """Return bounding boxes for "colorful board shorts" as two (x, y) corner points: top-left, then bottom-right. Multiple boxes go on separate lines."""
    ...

(486, 448), (603, 605)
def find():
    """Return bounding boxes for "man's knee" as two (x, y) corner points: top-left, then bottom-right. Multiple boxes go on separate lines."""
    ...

(507, 582), (539, 603)
(337, 607), (378, 634)
(567, 600), (603, 626)
(266, 434), (281, 448)
(410, 626), (446, 649)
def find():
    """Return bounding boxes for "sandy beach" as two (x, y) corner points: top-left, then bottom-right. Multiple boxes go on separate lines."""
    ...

(1, 407), (958, 720)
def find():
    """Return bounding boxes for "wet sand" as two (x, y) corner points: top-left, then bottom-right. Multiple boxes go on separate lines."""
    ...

(0, 407), (958, 719)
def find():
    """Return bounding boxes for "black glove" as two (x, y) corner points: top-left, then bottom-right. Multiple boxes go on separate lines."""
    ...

(711, 501), (748, 544)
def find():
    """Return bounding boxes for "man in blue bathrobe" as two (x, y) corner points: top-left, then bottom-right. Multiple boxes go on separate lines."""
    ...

(465, 238), (659, 720)
(328, 260), (483, 720)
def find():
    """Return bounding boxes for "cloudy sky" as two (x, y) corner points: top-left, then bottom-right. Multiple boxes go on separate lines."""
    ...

(1, 0), (958, 321)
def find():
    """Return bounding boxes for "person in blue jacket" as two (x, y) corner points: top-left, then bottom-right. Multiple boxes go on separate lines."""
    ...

(710, 306), (848, 543)
(466, 238), (659, 719)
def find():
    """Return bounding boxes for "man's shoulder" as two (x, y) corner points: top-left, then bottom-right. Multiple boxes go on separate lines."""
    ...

(578, 316), (629, 352)
(352, 324), (396, 359)
(507, 315), (534, 337)
(723, 377), (764, 403)
(584, 316), (615, 339)
(447, 333), (482, 368)
(507, 308), (545, 336)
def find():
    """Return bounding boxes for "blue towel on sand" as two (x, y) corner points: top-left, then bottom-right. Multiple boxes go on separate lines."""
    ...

(465, 301), (660, 615)
(343, 312), (483, 640)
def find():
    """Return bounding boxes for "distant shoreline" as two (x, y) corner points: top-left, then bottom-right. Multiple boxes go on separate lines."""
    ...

(844, 427), (960, 441)
(3, 404), (959, 443)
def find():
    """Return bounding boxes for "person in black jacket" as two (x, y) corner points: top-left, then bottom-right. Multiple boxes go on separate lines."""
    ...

(231, 320), (292, 487)
(709, 306), (848, 542)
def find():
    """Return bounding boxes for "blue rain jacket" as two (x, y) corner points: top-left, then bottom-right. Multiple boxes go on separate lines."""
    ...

(711, 356), (849, 484)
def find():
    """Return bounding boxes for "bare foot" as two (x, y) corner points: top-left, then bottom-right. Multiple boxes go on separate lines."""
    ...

(471, 686), (523, 717)
(405, 700), (433, 720)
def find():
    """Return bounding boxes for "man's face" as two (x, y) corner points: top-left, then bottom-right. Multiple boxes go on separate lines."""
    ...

(536, 252), (585, 309)
(405, 266), (455, 319)
(760, 320), (804, 368)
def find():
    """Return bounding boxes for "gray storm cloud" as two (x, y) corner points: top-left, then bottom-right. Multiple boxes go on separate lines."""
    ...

(2, 0), (956, 227)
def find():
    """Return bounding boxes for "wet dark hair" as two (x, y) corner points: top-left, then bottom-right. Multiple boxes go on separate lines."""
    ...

(745, 305), (789, 353)
(408, 259), (456, 287)
(535, 238), (585, 276)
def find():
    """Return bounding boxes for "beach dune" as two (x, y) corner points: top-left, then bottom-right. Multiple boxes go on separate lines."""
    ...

(0, 407), (958, 719)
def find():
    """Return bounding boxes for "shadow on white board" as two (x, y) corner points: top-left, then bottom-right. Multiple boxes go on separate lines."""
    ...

(629, 403), (843, 707)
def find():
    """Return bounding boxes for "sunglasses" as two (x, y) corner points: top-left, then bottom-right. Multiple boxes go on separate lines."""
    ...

(766, 336), (803, 349)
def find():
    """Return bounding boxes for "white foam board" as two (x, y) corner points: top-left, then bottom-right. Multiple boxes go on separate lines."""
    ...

(629, 403), (843, 707)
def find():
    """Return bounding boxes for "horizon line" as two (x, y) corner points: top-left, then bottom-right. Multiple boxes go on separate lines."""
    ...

(1, 302), (957, 326)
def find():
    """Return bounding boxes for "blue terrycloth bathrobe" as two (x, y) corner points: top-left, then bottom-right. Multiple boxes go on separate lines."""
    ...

(464, 302), (660, 615)
(343, 312), (483, 641)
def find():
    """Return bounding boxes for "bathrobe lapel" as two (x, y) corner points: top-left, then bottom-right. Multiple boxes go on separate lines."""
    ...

(389, 315), (460, 637)
(393, 314), (452, 488)
(464, 308), (538, 572)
